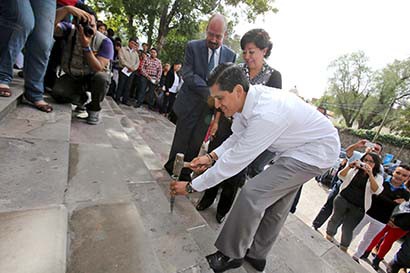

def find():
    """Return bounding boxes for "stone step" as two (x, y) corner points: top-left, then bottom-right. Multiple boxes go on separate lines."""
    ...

(0, 72), (24, 123)
(115, 101), (372, 273)
(0, 102), (71, 212)
(67, 202), (163, 273)
(0, 205), (68, 273)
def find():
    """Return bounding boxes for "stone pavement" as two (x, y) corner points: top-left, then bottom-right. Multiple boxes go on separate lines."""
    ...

(0, 78), (377, 273)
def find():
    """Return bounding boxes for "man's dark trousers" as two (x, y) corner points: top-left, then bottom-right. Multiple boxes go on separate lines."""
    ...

(312, 179), (342, 229)
(165, 102), (212, 181)
(198, 115), (246, 216)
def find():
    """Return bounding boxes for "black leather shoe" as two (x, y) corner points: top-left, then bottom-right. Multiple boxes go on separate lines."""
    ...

(360, 251), (370, 260)
(196, 199), (214, 211)
(244, 254), (266, 271)
(206, 251), (243, 273)
(216, 213), (225, 224)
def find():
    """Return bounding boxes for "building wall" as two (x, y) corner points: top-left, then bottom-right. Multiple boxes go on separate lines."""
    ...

(339, 130), (410, 164)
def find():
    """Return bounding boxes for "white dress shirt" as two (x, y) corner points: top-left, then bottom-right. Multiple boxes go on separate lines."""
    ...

(208, 47), (221, 69)
(192, 85), (341, 192)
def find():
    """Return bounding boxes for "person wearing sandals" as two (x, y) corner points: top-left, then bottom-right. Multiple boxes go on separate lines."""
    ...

(0, 0), (56, 112)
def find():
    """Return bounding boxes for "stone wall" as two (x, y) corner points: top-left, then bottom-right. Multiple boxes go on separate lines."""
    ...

(338, 129), (410, 164)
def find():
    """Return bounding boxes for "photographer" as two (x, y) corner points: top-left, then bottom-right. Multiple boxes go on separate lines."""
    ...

(51, 4), (113, 125)
(325, 152), (383, 252)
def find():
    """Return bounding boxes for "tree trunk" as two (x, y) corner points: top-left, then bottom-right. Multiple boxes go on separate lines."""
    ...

(127, 14), (134, 37)
(147, 14), (155, 47)
(156, 5), (170, 52)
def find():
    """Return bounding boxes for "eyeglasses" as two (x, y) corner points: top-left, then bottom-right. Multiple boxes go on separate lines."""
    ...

(207, 31), (224, 40)
(363, 159), (374, 164)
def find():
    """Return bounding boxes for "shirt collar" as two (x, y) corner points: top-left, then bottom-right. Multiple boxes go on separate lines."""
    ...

(240, 85), (256, 119)
(208, 47), (221, 57)
(386, 177), (407, 191)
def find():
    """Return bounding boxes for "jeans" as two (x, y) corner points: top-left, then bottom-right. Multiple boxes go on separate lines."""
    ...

(0, 0), (56, 102)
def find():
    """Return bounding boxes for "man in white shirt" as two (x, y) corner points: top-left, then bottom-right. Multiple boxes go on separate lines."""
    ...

(170, 63), (341, 272)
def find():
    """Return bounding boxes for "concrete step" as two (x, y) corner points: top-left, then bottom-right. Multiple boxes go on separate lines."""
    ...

(67, 202), (163, 273)
(0, 76), (72, 273)
(0, 205), (67, 273)
(0, 72), (24, 123)
(116, 101), (372, 273)
(0, 102), (71, 211)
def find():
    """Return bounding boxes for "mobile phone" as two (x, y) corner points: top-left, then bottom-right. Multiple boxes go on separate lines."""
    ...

(365, 141), (375, 148)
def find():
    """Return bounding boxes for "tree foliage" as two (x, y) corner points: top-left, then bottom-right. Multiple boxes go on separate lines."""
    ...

(327, 51), (373, 127)
(89, 0), (278, 54)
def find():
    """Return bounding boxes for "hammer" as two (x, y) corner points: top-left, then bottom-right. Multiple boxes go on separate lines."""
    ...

(170, 153), (185, 213)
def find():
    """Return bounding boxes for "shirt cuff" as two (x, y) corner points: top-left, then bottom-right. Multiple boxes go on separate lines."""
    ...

(191, 174), (208, 192)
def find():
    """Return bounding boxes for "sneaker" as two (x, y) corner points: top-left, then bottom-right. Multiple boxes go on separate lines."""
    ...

(86, 110), (100, 125)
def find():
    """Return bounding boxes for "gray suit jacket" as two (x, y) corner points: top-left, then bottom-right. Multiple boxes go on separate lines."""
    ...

(173, 39), (236, 119)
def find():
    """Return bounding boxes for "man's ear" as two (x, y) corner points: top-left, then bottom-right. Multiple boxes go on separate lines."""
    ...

(234, 84), (245, 98)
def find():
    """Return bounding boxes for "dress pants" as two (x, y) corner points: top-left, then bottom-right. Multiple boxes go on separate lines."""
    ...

(165, 101), (212, 181)
(198, 115), (246, 217)
(215, 157), (324, 259)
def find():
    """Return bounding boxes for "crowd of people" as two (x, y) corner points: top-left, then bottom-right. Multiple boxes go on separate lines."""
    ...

(2, 2), (410, 273)
(312, 139), (410, 272)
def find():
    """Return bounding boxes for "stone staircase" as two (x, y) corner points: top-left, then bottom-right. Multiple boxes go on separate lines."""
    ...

(0, 76), (371, 273)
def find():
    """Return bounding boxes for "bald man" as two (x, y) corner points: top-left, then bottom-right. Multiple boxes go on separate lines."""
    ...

(164, 14), (236, 181)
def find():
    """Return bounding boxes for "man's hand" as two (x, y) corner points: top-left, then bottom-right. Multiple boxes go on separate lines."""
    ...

(356, 139), (368, 148)
(394, 198), (406, 204)
(165, 92), (170, 96)
(67, 6), (93, 23)
(190, 155), (212, 174)
(78, 25), (92, 48)
(170, 181), (188, 196)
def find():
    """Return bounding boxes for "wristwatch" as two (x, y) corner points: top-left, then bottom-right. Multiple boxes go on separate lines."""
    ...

(185, 182), (196, 194)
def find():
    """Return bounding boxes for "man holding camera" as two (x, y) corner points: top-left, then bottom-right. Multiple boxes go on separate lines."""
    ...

(51, 4), (114, 125)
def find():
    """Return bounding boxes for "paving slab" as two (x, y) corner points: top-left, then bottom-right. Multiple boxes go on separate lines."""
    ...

(67, 202), (163, 273)
(65, 144), (132, 205)
(0, 205), (67, 273)
(0, 103), (71, 141)
(0, 137), (68, 211)
(70, 117), (112, 146)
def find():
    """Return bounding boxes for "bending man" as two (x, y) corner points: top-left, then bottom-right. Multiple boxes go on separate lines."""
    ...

(171, 63), (340, 273)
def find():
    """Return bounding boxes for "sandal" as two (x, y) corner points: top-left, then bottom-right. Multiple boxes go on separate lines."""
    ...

(0, 87), (11, 97)
(34, 103), (53, 113)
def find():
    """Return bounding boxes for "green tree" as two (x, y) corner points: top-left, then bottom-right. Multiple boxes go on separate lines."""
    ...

(89, 0), (278, 52)
(327, 51), (373, 127)
(357, 59), (410, 130)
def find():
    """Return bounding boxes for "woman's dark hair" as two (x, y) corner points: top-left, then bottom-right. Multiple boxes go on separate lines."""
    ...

(208, 63), (249, 93)
(360, 152), (382, 176)
(240, 28), (273, 58)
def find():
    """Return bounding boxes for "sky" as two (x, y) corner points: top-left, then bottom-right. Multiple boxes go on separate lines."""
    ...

(234, 0), (410, 99)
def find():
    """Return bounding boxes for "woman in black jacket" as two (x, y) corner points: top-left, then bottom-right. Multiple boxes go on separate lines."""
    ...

(160, 62), (182, 115)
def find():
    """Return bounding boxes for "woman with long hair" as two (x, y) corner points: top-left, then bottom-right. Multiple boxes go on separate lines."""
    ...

(326, 152), (383, 252)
